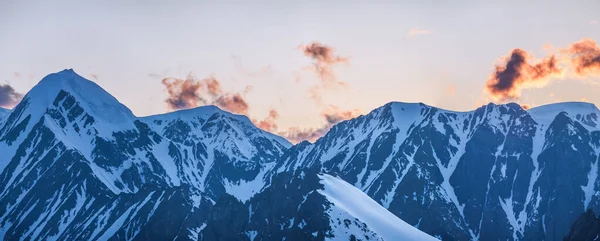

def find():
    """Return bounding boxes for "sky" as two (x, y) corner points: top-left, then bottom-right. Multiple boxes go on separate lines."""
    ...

(1, 0), (599, 142)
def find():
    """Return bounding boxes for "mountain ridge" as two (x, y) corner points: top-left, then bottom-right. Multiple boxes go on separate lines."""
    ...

(4, 69), (599, 144)
(1, 69), (599, 240)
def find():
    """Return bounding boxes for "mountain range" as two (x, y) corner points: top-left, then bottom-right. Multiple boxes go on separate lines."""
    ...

(0, 69), (599, 240)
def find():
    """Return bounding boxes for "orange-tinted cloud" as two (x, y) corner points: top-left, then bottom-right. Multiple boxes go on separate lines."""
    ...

(161, 74), (251, 114)
(253, 109), (279, 132)
(564, 38), (600, 76)
(214, 93), (249, 115)
(408, 28), (432, 37)
(162, 75), (206, 110)
(291, 41), (357, 142)
(485, 49), (562, 101)
(322, 106), (361, 125)
(280, 106), (360, 143)
(0, 84), (23, 108)
(299, 41), (350, 104)
(520, 104), (531, 110)
(204, 76), (223, 97)
(299, 41), (349, 85)
(280, 126), (329, 144)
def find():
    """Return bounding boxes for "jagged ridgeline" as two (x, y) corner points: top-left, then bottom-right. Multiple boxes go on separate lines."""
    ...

(0, 69), (599, 240)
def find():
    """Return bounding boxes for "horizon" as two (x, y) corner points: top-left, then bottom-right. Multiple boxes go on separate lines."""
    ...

(1, 1), (599, 142)
(2, 68), (599, 144)
(4, 68), (600, 115)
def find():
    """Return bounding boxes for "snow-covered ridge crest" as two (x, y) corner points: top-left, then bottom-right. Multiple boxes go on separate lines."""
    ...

(141, 105), (291, 148)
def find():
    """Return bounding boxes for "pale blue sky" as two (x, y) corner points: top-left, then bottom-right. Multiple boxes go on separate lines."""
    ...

(1, 0), (599, 130)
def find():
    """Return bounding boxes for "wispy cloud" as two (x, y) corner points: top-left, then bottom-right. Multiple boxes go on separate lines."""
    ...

(407, 28), (432, 38)
(590, 20), (598, 25)
(298, 41), (349, 85)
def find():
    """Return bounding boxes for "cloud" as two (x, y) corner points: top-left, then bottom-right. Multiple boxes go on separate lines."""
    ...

(280, 126), (329, 144)
(591, 20), (598, 25)
(253, 109), (279, 132)
(280, 105), (360, 143)
(204, 76), (223, 97)
(299, 41), (350, 104)
(0, 84), (23, 108)
(563, 38), (600, 76)
(485, 48), (562, 101)
(289, 41), (358, 143)
(322, 106), (361, 125)
(214, 93), (249, 115)
(162, 75), (206, 110)
(520, 104), (531, 110)
(161, 73), (251, 114)
(299, 41), (349, 85)
(408, 28), (432, 37)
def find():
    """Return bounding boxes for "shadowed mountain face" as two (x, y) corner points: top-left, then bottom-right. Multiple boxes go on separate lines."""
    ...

(1, 69), (599, 240)
(564, 209), (600, 241)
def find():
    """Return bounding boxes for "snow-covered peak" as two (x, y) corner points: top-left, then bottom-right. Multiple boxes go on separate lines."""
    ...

(28, 69), (136, 125)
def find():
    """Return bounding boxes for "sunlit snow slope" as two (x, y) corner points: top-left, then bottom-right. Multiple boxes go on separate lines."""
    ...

(319, 173), (438, 241)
